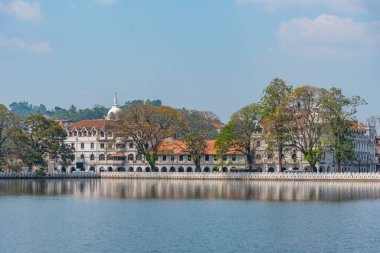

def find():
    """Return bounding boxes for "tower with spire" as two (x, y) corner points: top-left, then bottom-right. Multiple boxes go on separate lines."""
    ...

(107, 92), (122, 120)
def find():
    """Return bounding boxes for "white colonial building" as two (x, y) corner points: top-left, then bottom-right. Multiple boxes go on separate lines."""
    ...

(55, 95), (377, 173)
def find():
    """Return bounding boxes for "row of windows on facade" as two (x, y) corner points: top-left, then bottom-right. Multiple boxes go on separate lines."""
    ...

(70, 129), (112, 138)
(79, 154), (234, 162)
(161, 154), (217, 162)
(355, 142), (373, 151)
(80, 153), (144, 161)
(77, 152), (302, 162)
(71, 142), (137, 150)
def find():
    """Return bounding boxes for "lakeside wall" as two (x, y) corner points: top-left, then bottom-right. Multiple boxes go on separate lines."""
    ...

(2, 172), (380, 181)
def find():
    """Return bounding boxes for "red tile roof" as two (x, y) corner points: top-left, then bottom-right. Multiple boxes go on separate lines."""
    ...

(65, 119), (107, 132)
(158, 140), (243, 155)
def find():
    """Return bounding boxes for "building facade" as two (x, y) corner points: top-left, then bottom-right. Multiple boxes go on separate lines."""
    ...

(55, 95), (377, 173)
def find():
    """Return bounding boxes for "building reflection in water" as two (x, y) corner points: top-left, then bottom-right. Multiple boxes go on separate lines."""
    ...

(1, 179), (380, 201)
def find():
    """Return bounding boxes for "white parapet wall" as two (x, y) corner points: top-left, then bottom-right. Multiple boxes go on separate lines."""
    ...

(2, 172), (380, 181)
(99, 172), (380, 181)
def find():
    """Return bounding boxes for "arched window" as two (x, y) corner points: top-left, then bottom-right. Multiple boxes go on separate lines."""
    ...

(80, 154), (84, 160)
(100, 131), (105, 137)
(107, 154), (113, 160)
(292, 154), (297, 161)
(128, 154), (134, 161)
(73, 130), (78, 136)
(129, 143), (134, 149)
(99, 154), (105, 161)
(92, 130), (97, 136)
(90, 154), (95, 160)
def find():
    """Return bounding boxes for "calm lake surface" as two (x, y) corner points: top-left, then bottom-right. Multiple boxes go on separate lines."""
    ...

(1, 179), (380, 253)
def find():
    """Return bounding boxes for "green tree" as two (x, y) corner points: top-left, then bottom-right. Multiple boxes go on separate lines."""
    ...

(112, 104), (182, 170)
(283, 86), (326, 171)
(321, 88), (367, 172)
(0, 104), (21, 169)
(259, 78), (293, 172)
(22, 115), (74, 170)
(178, 109), (219, 172)
(216, 103), (261, 170)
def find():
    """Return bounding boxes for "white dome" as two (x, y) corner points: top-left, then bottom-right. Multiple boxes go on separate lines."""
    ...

(107, 106), (121, 119)
(107, 93), (121, 119)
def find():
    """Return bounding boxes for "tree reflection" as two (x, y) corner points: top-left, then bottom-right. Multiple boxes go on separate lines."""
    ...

(1, 179), (380, 201)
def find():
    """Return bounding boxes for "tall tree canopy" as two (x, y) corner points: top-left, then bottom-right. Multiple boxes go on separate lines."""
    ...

(283, 86), (326, 170)
(178, 109), (219, 171)
(216, 103), (261, 169)
(0, 104), (21, 168)
(321, 87), (366, 172)
(259, 78), (293, 171)
(22, 115), (74, 170)
(112, 104), (183, 170)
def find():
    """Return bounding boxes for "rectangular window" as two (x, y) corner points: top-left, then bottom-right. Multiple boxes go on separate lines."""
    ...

(179, 155), (184, 161)
(205, 155), (210, 161)
(162, 155), (167, 161)
(232, 155), (236, 161)
(223, 155), (227, 161)
(188, 155), (192, 161)
(107, 143), (113, 149)
(100, 143), (105, 149)
(91, 143), (94, 149)
(171, 156), (175, 161)
(256, 141), (261, 147)
(80, 143), (84, 149)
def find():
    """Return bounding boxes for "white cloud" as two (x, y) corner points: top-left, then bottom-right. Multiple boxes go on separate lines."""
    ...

(95, 0), (117, 5)
(0, 0), (43, 23)
(236, 0), (368, 13)
(277, 15), (380, 59)
(0, 33), (52, 54)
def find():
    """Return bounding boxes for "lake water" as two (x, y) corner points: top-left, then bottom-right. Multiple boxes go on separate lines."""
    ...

(1, 179), (380, 253)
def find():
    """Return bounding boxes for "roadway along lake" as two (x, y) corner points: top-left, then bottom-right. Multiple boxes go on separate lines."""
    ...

(1, 179), (380, 253)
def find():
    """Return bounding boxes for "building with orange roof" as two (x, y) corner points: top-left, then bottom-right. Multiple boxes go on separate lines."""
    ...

(52, 94), (377, 173)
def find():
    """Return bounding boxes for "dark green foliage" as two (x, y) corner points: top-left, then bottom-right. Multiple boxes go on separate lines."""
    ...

(9, 99), (162, 122)
(120, 99), (162, 110)
(178, 109), (219, 171)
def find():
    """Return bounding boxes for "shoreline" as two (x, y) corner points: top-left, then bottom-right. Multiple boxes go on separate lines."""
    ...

(1, 172), (380, 182)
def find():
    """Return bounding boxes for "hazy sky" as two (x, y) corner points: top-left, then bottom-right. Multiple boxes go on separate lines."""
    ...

(0, 0), (379, 122)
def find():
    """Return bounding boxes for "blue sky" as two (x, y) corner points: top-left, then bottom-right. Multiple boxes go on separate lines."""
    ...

(0, 0), (379, 122)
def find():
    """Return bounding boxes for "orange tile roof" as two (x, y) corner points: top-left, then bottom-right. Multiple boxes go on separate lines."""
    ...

(158, 140), (243, 155)
(351, 121), (368, 131)
(112, 152), (126, 157)
(65, 119), (107, 132)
